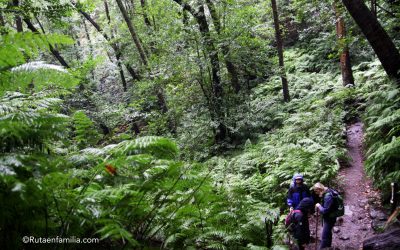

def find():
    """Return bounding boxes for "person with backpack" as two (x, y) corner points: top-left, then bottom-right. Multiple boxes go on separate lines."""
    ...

(286, 197), (314, 250)
(287, 173), (312, 211)
(312, 182), (344, 249)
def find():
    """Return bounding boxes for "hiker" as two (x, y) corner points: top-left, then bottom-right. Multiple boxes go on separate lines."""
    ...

(289, 197), (314, 250)
(287, 173), (312, 211)
(312, 182), (340, 249)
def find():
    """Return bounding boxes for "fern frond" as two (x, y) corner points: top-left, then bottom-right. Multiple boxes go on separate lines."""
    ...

(0, 32), (73, 69)
(11, 61), (68, 73)
(96, 220), (139, 246)
(367, 137), (400, 168)
(113, 136), (178, 160)
(0, 91), (69, 152)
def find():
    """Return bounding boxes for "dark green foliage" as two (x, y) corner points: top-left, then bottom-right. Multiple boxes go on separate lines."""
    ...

(0, 32), (76, 95)
(72, 110), (101, 149)
(0, 92), (68, 153)
(57, 135), (278, 249)
(356, 61), (400, 193)
(1, 0), (399, 248)
(0, 32), (73, 70)
(0, 90), (71, 249)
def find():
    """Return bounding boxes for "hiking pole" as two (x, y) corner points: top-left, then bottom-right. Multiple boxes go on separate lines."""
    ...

(315, 210), (319, 250)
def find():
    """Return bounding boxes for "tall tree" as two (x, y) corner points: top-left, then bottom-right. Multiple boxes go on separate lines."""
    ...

(12, 0), (23, 32)
(104, 0), (128, 91)
(334, 1), (354, 86)
(341, 0), (400, 81)
(173, 0), (227, 142)
(73, 1), (141, 90)
(370, 0), (377, 17)
(82, 18), (93, 58)
(206, 0), (240, 93)
(270, 0), (290, 102)
(115, 0), (149, 66)
(23, 19), (70, 68)
(0, 12), (5, 29)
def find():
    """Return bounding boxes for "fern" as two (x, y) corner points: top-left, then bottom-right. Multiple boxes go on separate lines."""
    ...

(11, 61), (68, 73)
(96, 219), (139, 246)
(0, 91), (74, 249)
(0, 91), (69, 153)
(72, 110), (101, 149)
(112, 136), (178, 160)
(0, 32), (73, 70)
(0, 32), (77, 95)
(358, 73), (400, 191)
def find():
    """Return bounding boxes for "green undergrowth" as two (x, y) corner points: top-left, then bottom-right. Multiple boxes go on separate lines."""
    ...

(2, 41), (396, 249)
(203, 49), (359, 245)
(354, 60), (400, 198)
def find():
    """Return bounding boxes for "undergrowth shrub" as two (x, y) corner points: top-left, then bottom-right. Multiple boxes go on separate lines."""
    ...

(0, 91), (71, 249)
(204, 59), (351, 246)
(72, 110), (101, 149)
(355, 60), (400, 196)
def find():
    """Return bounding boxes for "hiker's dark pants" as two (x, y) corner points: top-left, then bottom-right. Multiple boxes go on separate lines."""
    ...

(320, 217), (336, 249)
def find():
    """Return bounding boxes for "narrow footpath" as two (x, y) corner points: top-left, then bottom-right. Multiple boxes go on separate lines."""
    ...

(331, 122), (376, 249)
(306, 122), (381, 250)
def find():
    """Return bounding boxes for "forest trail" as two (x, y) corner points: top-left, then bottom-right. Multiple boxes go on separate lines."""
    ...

(306, 122), (379, 249)
(331, 122), (376, 249)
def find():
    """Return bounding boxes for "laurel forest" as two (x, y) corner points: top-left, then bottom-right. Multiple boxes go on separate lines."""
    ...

(0, 0), (399, 249)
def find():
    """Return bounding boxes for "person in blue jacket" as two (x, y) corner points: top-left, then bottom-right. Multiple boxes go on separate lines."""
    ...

(287, 173), (312, 211)
(312, 182), (337, 249)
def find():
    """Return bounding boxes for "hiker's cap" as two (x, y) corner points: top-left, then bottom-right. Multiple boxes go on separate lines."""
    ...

(293, 173), (303, 180)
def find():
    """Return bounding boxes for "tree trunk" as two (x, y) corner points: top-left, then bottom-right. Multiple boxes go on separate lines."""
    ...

(271, 0), (290, 102)
(115, 0), (149, 66)
(341, 0), (400, 81)
(173, 0), (227, 142)
(23, 19), (70, 68)
(104, 0), (127, 90)
(104, 0), (111, 24)
(117, 60), (128, 91)
(83, 18), (94, 58)
(363, 228), (400, 250)
(370, 0), (377, 17)
(196, 6), (227, 142)
(156, 87), (169, 112)
(82, 18), (95, 82)
(206, 0), (240, 93)
(75, 4), (140, 85)
(12, 0), (23, 32)
(0, 12), (5, 34)
(334, 1), (354, 86)
(195, 7), (223, 104)
(73, 34), (81, 61)
(125, 64), (141, 80)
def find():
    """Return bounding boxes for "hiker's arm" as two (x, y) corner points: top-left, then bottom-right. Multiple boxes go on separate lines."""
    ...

(287, 188), (294, 207)
(317, 194), (333, 214)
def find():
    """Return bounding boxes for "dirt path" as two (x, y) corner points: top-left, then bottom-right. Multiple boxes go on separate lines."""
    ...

(306, 122), (379, 249)
(331, 122), (376, 249)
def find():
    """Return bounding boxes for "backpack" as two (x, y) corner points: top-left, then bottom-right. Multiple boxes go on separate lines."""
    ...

(285, 210), (301, 231)
(325, 189), (345, 218)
